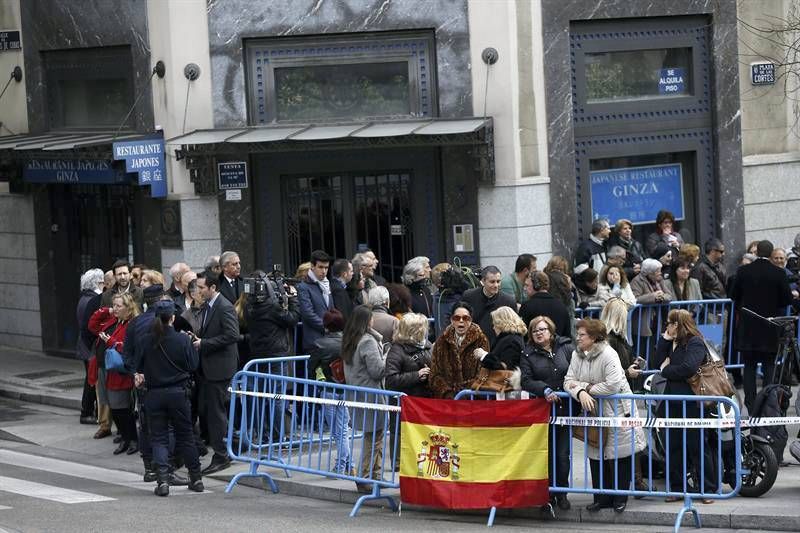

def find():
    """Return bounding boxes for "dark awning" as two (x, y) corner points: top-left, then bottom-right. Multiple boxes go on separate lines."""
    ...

(165, 117), (494, 158)
(0, 131), (141, 154)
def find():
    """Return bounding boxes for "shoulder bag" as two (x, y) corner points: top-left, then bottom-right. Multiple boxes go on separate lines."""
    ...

(471, 367), (516, 393)
(104, 343), (126, 372)
(158, 343), (196, 395)
(687, 342), (735, 403)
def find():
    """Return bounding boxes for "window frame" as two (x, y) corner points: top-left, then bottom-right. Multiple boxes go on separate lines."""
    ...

(570, 16), (711, 137)
(244, 31), (437, 125)
(42, 45), (135, 131)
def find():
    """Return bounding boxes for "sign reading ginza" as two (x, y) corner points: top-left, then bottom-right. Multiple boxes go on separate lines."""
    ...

(112, 136), (167, 198)
(589, 163), (684, 225)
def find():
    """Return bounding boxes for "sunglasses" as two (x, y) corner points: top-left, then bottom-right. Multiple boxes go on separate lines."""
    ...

(451, 315), (472, 323)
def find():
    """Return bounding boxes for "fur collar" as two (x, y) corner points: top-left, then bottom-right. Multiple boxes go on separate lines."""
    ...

(577, 340), (608, 360)
(442, 323), (486, 348)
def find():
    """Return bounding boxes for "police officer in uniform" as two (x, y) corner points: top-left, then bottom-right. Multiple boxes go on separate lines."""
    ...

(127, 300), (203, 496)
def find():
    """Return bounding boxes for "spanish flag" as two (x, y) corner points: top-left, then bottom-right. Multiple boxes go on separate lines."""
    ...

(399, 396), (550, 509)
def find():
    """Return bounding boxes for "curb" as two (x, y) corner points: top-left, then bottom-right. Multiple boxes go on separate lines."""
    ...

(215, 470), (800, 531)
(0, 384), (82, 411)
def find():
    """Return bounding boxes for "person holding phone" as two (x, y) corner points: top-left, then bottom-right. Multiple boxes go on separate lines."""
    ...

(386, 312), (433, 471)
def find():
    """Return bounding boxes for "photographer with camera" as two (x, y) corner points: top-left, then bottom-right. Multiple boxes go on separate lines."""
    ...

(243, 269), (300, 359)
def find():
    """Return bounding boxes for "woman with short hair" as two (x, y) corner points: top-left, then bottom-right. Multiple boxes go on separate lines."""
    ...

(564, 318), (646, 513)
(402, 256), (433, 317)
(77, 268), (104, 425)
(429, 302), (489, 399)
(646, 209), (684, 257)
(520, 315), (574, 511)
(608, 218), (645, 279)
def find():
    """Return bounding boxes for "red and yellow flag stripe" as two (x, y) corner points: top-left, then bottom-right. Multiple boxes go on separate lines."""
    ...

(399, 396), (550, 509)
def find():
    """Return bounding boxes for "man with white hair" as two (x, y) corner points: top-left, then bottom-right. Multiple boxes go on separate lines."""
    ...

(368, 286), (398, 343)
(573, 218), (610, 273)
(77, 268), (105, 425)
(402, 256), (433, 317)
(168, 262), (190, 300)
(217, 251), (243, 304)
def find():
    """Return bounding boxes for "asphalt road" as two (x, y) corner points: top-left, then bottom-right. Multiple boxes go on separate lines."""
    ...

(0, 398), (785, 533)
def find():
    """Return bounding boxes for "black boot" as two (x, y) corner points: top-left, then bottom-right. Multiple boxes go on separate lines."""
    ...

(168, 470), (189, 486)
(188, 470), (204, 493)
(143, 460), (157, 483)
(154, 469), (169, 497)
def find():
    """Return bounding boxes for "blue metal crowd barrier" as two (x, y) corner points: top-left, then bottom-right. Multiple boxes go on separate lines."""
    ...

(455, 389), (742, 532)
(577, 299), (737, 369)
(225, 368), (403, 518)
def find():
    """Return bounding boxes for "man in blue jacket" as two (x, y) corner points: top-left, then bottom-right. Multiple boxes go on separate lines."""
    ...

(298, 250), (333, 355)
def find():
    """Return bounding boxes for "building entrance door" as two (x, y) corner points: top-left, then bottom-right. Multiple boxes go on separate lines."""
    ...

(46, 184), (134, 354)
(283, 171), (414, 282)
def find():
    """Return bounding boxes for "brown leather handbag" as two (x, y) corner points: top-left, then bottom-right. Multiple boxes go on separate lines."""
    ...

(471, 367), (516, 393)
(572, 424), (602, 449)
(687, 356), (735, 404)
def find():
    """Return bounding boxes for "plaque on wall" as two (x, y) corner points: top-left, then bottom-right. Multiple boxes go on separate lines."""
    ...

(160, 200), (182, 249)
(0, 31), (21, 51)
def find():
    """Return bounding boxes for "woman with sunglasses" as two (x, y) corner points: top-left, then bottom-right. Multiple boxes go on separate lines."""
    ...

(429, 301), (489, 399)
(520, 315), (574, 511)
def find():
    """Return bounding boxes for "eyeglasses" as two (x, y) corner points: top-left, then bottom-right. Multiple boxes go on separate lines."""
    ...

(451, 315), (471, 323)
(667, 321), (677, 326)
(532, 328), (549, 334)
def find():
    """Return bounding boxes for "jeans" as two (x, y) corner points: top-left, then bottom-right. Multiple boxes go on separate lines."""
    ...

(321, 391), (351, 473)
(145, 386), (201, 474)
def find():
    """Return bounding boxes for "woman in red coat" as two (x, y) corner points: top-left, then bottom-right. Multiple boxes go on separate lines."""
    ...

(89, 292), (140, 455)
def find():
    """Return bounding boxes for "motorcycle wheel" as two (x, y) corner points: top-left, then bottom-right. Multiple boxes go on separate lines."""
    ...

(739, 442), (778, 498)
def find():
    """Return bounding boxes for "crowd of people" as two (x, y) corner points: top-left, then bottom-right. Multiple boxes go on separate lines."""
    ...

(73, 213), (799, 504)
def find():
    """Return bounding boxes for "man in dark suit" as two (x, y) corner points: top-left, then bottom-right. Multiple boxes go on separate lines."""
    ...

(193, 270), (240, 474)
(297, 250), (333, 354)
(731, 240), (793, 410)
(461, 265), (517, 347)
(519, 272), (571, 338)
(330, 258), (354, 320)
(217, 251), (244, 304)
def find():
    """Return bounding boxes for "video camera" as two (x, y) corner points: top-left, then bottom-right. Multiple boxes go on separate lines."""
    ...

(243, 264), (299, 307)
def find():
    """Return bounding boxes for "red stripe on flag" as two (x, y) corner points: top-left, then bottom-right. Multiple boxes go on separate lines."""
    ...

(400, 396), (549, 427)
(400, 476), (550, 509)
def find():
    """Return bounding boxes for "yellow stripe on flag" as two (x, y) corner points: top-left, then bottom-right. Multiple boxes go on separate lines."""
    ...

(400, 422), (548, 482)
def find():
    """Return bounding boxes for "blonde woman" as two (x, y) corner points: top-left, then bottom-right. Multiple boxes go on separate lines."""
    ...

(386, 312), (432, 472)
(140, 269), (166, 289)
(473, 306), (528, 370)
(386, 313), (432, 397)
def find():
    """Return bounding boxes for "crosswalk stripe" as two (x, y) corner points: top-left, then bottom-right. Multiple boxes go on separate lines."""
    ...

(0, 450), (213, 495)
(0, 505), (12, 510)
(0, 476), (115, 504)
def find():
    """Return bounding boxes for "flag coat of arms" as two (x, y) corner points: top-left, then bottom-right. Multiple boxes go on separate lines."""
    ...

(399, 396), (550, 509)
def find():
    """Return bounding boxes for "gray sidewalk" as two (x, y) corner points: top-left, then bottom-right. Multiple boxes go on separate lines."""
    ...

(1, 344), (800, 530)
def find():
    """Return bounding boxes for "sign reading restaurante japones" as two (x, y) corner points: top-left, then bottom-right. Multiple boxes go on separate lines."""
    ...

(112, 135), (167, 198)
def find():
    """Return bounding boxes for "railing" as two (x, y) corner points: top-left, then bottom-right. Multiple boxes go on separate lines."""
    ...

(225, 369), (402, 517)
(455, 389), (742, 532)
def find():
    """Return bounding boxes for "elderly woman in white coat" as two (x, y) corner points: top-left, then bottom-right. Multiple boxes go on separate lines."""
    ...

(564, 318), (646, 514)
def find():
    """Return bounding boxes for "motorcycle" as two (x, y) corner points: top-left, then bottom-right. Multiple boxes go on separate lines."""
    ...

(642, 365), (778, 498)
